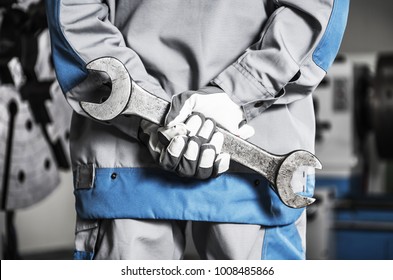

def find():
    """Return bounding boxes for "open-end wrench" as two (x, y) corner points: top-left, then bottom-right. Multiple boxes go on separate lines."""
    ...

(80, 57), (322, 208)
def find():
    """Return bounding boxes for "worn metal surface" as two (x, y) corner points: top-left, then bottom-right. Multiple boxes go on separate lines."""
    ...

(220, 130), (319, 207)
(126, 82), (170, 125)
(81, 57), (132, 121)
(80, 57), (322, 208)
(275, 151), (319, 208)
(45, 81), (72, 168)
(0, 85), (59, 210)
(373, 54), (393, 159)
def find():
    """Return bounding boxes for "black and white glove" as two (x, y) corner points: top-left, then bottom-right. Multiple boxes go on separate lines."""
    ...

(139, 86), (254, 179)
(139, 113), (230, 179)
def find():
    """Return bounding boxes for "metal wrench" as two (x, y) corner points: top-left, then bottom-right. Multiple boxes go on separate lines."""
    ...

(80, 57), (322, 208)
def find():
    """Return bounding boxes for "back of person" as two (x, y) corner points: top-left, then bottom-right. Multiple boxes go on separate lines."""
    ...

(45, 0), (349, 260)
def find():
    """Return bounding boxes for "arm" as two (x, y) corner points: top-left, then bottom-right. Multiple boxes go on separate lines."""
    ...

(212, 0), (350, 121)
(45, 0), (166, 138)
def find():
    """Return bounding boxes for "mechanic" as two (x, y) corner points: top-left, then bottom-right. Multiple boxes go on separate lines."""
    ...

(45, 0), (349, 260)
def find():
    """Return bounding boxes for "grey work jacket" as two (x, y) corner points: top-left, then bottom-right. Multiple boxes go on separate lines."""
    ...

(45, 0), (349, 225)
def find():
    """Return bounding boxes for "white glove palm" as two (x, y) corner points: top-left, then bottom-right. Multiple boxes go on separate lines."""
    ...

(166, 86), (255, 139)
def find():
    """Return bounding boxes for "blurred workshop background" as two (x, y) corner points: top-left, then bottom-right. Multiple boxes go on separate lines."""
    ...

(1, 0), (393, 260)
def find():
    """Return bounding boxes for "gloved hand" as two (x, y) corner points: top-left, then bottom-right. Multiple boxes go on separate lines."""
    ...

(139, 113), (230, 179)
(165, 86), (255, 139)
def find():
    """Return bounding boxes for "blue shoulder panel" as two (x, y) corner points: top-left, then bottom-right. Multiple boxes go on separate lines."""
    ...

(313, 0), (350, 72)
(45, 0), (88, 93)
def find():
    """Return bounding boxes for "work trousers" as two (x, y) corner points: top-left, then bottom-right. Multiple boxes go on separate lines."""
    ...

(73, 211), (307, 260)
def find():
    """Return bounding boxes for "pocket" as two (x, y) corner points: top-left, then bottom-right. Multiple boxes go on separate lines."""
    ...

(73, 216), (99, 260)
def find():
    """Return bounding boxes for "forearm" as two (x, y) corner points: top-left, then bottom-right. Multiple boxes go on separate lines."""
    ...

(213, 0), (350, 120)
(45, 0), (166, 138)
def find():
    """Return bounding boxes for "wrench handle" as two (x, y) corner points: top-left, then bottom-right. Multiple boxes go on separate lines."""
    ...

(123, 82), (169, 125)
(218, 127), (284, 185)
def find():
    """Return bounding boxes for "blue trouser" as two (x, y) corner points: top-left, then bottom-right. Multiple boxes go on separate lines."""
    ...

(74, 211), (307, 260)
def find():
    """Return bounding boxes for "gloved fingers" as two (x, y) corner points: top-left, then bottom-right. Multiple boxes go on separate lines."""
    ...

(176, 132), (227, 179)
(184, 112), (204, 137)
(144, 99), (233, 179)
(175, 136), (201, 177)
(195, 144), (216, 179)
(184, 113), (216, 144)
(198, 131), (228, 178)
(157, 123), (188, 146)
(196, 118), (215, 143)
(212, 153), (231, 177)
(159, 135), (188, 171)
(209, 131), (224, 154)
(174, 118), (226, 179)
(158, 135), (189, 171)
(166, 91), (196, 127)
(139, 115), (230, 180)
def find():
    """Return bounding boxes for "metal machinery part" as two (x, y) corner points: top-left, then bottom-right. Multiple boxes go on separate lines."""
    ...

(310, 53), (393, 259)
(0, 1), (72, 210)
(0, 0), (72, 259)
(80, 57), (322, 209)
(0, 85), (60, 209)
(306, 188), (335, 260)
(315, 53), (393, 178)
(352, 53), (393, 161)
(332, 56), (393, 259)
(372, 54), (393, 159)
(45, 81), (72, 167)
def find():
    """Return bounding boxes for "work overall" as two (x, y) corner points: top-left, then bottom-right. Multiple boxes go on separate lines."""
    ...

(45, 0), (349, 259)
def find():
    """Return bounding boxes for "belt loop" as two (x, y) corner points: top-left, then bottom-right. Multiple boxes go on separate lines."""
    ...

(74, 163), (95, 189)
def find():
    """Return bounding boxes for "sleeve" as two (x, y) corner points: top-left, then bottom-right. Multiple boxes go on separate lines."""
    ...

(45, 0), (167, 139)
(212, 0), (350, 121)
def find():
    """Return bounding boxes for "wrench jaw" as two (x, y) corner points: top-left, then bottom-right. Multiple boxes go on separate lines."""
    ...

(275, 150), (322, 209)
(80, 57), (132, 121)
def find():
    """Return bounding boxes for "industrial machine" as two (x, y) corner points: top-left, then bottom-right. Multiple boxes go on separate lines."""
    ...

(308, 53), (393, 260)
(0, 0), (72, 259)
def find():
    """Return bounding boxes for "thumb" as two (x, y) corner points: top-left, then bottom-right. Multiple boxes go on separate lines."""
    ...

(157, 123), (188, 146)
(165, 91), (196, 126)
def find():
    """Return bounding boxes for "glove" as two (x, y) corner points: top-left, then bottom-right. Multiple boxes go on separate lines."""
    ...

(165, 86), (255, 139)
(139, 113), (230, 179)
